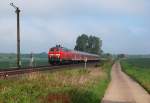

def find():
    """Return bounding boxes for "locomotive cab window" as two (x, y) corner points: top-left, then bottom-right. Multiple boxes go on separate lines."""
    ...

(50, 48), (60, 51)
(50, 48), (55, 51)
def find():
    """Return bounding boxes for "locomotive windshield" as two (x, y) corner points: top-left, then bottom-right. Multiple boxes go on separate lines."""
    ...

(49, 45), (70, 52)
(50, 47), (60, 51)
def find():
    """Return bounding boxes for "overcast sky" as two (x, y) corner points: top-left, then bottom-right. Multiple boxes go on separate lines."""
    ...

(0, 0), (150, 54)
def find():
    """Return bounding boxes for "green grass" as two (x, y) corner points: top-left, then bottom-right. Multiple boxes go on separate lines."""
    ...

(0, 60), (113, 103)
(121, 58), (150, 93)
(122, 58), (150, 69)
(0, 53), (49, 69)
(0, 57), (49, 68)
(0, 58), (48, 69)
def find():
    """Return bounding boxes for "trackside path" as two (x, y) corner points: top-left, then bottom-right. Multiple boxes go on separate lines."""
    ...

(102, 61), (150, 103)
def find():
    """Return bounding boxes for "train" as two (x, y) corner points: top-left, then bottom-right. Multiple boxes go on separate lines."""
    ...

(48, 45), (100, 65)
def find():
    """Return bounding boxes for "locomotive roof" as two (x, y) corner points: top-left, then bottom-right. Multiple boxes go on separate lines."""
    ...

(71, 50), (99, 57)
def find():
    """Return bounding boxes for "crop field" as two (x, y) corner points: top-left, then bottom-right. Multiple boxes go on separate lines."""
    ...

(121, 58), (150, 93)
(0, 53), (48, 69)
(0, 60), (113, 103)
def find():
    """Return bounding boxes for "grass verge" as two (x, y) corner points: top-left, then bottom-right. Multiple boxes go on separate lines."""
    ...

(121, 59), (150, 93)
(0, 60), (113, 103)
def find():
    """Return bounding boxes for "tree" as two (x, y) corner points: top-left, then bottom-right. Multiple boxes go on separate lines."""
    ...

(74, 34), (88, 52)
(74, 34), (102, 55)
(87, 36), (101, 54)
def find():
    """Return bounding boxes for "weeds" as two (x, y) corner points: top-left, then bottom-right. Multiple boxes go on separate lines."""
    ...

(0, 60), (113, 103)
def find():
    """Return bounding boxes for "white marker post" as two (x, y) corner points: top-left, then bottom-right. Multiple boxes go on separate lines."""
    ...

(84, 57), (87, 69)
(30, 52), (34, 68)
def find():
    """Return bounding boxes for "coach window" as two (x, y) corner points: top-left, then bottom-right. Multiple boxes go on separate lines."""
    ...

(62, 48), (69, 51)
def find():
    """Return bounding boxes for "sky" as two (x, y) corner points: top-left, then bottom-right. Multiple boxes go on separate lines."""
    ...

(0, 0), (150, 54)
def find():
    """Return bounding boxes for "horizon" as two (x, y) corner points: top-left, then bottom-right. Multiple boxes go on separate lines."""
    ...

(0, 52), (150, 55)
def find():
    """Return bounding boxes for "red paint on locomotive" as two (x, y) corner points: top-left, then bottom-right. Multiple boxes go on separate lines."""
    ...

(48, 45), (100, 65)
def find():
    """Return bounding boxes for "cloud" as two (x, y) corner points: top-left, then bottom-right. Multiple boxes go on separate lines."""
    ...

(0, 0), (150, 54)
(98, 26), (150, 54)
(129, 27), (149, 35)
(1, 0), (148, 17)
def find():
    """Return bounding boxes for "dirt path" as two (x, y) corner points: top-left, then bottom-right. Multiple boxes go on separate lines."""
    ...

(102, 61), (150, 103)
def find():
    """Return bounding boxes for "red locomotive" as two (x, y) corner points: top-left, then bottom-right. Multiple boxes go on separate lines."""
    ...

(48, 45), (100, 65)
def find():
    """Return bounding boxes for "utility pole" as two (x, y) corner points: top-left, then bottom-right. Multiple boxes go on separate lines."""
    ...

(10, 3), (21, 68)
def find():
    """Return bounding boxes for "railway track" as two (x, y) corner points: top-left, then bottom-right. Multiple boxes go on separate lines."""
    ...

(0, 62), (98, 78)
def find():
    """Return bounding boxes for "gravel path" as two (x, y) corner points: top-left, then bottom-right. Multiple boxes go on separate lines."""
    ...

(102, 61), (150, 103)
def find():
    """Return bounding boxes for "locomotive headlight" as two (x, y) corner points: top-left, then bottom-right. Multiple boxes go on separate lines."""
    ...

(56, 54), (60, 57)
(50, 54), (54, 56)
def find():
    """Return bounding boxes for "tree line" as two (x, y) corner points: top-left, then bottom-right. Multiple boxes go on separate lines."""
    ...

(74, 34), (102, 55)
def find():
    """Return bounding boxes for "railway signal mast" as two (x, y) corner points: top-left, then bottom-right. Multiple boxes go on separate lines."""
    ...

(10, 3), (21, 68)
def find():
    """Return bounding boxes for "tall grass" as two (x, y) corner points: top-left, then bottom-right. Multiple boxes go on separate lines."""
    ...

(0, 60), (113, 103)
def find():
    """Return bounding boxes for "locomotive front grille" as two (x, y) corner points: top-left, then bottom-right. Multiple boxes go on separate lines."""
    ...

(50, 57), (60, 61)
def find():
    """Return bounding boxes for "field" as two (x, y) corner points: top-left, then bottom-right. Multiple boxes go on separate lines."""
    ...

(0, 53), (48, 69)
(0, 60), (113, 103)
(121, 58), (150, 93)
